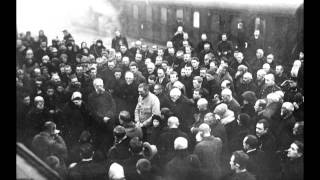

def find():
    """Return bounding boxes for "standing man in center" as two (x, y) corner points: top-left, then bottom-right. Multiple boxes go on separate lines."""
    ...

(135, 83), (161, 141)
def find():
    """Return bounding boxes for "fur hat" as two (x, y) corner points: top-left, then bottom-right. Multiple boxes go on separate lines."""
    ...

(143, 142), (158, 160)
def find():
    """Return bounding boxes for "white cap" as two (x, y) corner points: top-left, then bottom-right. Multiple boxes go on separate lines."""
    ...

(71, 91), (82, 100)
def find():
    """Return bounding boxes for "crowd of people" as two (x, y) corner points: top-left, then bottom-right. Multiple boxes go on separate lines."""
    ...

(16, 26), (304, 180)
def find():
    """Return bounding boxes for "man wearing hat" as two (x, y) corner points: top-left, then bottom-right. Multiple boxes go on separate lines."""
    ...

(107, 125), (131, 161)
(31, 121), (68, 163)
(60, 91), (91, 148)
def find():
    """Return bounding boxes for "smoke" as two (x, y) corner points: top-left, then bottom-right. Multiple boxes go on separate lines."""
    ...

(17, 0), (120, 46)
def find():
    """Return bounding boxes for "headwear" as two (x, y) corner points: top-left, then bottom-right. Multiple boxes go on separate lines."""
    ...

(108, 163), (125, 179)
(143, 142), (158, 160)
(71, 91), (82, 101)
(241, 91), (257, 104)
(136, 159), (151, 173)
(174, 137), (188, 150)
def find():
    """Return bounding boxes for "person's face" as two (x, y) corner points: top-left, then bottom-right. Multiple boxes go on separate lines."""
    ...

(267, 55), (274, 64)
(299, 52), (304, 59)
(23, 96), (31, 106)
(76, 67), (83, 74)
(170, 94), (180, 102)
(257, 72), (264, 81)
(264, 77), (273, 86)
(135, 54), (142, 62)
(230, 155), (237, 170)
(254, 101), (261, 112)
(181, 69), (186, 77)
(147, 66), (154, 74)
(148, 78), (155, 85)
(36, 100), (44, 110)
(115, 31), (120, 37)
(130, 66), (138, 73)
(125, 75), (134, 84)
(222, 35), (227, 41)
(191, 60), (199, 68)
(236, 53), (243, 63)
(170, 74), (178, 83)
(204, 114), (214, 125)
(221, 94), (230, 102)
(35, 81), (42, 88)
(153, 85), (162, 95)
(155, 57), (162, 65)
(193, 91), (201, 100)
(209, 61), (217, 69)
(275, 66), (283, 75)
(256, 50), (263, 58)
(94, 83), (104, 92)
(204, 44), (210, 51)
(90, 69), (97, 77)
(281, 107), (290, 117)
(40, 41), (47, 48)
(243, 75), (251, 84)
(108, 62), (115, 70)
(158, 49), (164, 56)
(185, 67), (192, 76)
(184, 54), (191, 62)
(157, 69), (165, 78)
(26, 50), (34, 59)
(201, 34), (207, 41)
(120, 46), (126, 53)
(71, 78), (78, 85)
(287, 143), (301, 158)
(256, 123), (267, 137)
(243, 137), (250, 151)
(138, 87), (148, 97)
(123, 58), (130, 66)
(57, 86), (64, 93)
(162, 63), (168, 70)
(114, 72), (122, 79)
(254, 30), (260, 39)
(73, 99), (82, 107)
(193, 80), (200, 88)
(197, 103), (207, 111)
(46, 89), (54, 96)
(200, 70), (206, 78)
(293, 123), (300, 135)
(153, 119), (160, 127)
(116, 53), (122, 61)
(65, 67), (72, 74)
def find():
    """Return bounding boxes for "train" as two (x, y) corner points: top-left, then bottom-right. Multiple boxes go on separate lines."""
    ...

(113, 0), (303, 63)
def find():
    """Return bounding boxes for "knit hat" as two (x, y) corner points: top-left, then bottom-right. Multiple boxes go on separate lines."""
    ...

(108, 163), (125, 179)
(241, 91), (257, 104)
(174, 137), (188, 150)
(71, 91), (82, 101)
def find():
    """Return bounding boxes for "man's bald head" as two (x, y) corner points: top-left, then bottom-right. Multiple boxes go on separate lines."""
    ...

(168, 116), (179, 128)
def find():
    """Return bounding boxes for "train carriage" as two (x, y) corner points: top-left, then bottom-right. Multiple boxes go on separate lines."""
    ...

(117, 0), (303, 64)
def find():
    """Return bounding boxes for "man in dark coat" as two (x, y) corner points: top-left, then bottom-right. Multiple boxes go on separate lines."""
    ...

(194, 123), (223, 180)
(60, 91), (92, 148)
(167, 88), (195, 134)
(259, 74), (281, 99)
(248, 49), (266, 75)
(87, 78), (116, 152)
(226, 150), (256, 180)
(235, 72), (258, 102)
(256, 119), (277, 180)
(243, 135), (267, 180)
(163, 137), (199, 180)
(153, 84), (171, 108)
(157, 116), (188, 167)
(107, 126), (131, 162)
(68, 143), (106, 180)
(31, 121), (68, 163)
(280, 141), (303, 180)
(112, 30), (128, 51)
(25, 96), (51, 148)
(217, 33), (233, 58)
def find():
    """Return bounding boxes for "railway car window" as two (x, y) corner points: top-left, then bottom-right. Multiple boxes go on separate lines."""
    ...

(133, 5), (139, 20)
(254, 17), (266, 35)
(176, 9), (183, 21)
(161, 7), (167, 24)
(193, 11), (200, 28)
(146, 5), (152, 22)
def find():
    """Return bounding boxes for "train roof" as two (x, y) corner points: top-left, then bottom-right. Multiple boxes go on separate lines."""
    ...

(123, 0), (303, 16)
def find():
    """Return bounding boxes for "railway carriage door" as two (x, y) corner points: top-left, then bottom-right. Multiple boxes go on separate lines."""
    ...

(146, 5), (153, 41)
(209, 12), (220, 45)
(160, 7), (168, 43)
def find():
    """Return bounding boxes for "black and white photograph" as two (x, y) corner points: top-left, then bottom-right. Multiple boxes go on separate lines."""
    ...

(16, 0), (304, 179)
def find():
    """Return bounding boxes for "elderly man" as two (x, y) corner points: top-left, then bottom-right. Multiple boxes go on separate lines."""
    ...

(259, 74), (281, 99)
(87, 78), (116, 151)
(273, 102), (296, 151)
(235, 72), (258, 101)
(167, 88), (195, 134)
(135, 83), (161, 140)
(194, 123), (223, 180)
